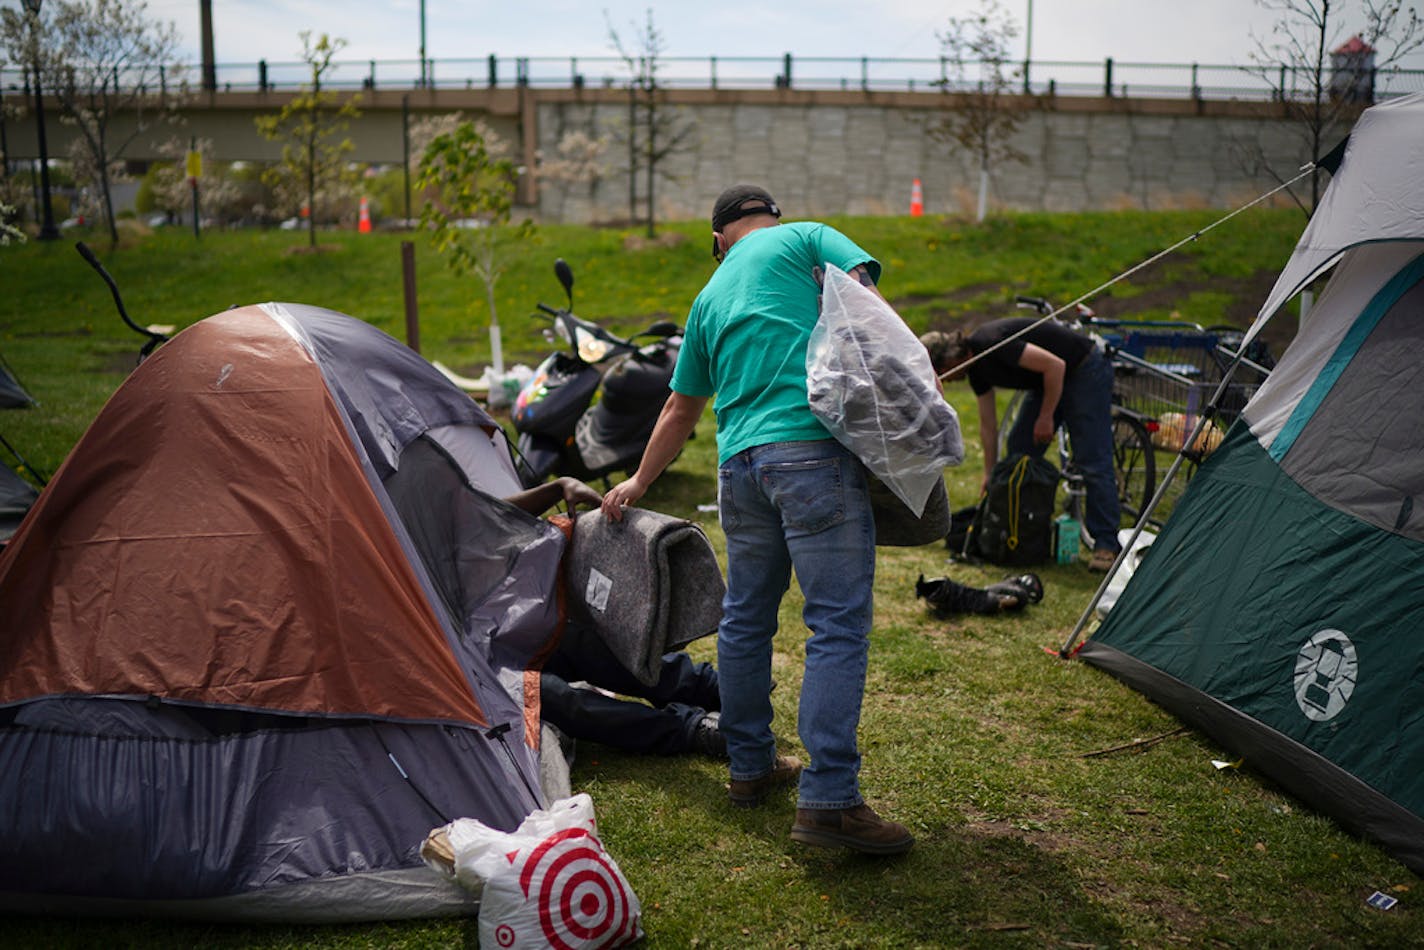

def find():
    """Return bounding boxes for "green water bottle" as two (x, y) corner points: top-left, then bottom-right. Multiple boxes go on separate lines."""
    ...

(1054, 515), (1080, 564)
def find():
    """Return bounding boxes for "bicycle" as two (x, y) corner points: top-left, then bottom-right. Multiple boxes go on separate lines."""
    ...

(997, 296), (1272, 548)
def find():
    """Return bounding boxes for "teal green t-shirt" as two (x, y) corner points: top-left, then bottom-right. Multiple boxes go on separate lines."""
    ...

(671, 221), (881, 464)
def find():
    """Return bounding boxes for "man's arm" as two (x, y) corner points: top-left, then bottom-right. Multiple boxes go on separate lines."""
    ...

(977, 389), (999, 492)
(1016, 343), (1066, 444)
(505, 477), (602, 516)
(601, 392), (708, 521)
(847, 262), (886, 302)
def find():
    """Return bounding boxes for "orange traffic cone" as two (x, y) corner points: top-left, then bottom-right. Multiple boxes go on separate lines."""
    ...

(909, 178), (924, 217)
(358, 195), (372, 234)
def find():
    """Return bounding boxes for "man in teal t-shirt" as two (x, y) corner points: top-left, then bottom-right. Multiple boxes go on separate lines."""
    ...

(601, 185), (913, 856)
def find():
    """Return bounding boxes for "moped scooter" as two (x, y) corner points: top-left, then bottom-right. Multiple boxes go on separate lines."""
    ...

(510, 259), (684, 488)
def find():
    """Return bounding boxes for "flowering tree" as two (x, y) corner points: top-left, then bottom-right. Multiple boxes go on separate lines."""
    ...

(0, 0), (184, 247)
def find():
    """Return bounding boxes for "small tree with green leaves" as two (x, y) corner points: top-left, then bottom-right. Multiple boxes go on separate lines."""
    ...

(417, 120), (532, 378)
(254, 32), (360, 248)
(928, 0), (1028, 222)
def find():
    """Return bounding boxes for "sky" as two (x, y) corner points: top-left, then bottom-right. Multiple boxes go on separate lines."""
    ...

(122, 0), (1424, 71)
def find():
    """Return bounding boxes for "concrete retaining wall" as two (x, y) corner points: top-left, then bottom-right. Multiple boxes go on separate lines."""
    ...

(3, 86), (1319, 222)
(532, 93), (1310, 224)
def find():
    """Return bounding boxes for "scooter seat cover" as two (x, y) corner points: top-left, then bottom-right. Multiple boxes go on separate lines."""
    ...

(564, 509), (724, 686)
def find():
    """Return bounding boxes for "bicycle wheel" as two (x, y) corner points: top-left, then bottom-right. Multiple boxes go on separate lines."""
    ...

(1111, 411), (1155, 522)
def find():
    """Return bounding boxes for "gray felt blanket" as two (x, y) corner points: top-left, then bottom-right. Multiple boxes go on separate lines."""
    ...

(566, 509), (725, 686)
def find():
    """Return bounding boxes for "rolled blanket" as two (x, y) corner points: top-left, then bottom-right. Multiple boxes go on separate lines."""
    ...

(566, 509), (725, 686)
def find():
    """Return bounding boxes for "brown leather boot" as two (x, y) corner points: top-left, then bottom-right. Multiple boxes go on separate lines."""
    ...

(726, 754), (803, 807)
(790, 803), (914, 855)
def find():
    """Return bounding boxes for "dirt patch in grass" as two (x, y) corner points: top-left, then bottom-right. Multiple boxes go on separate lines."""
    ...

(622, 231), (690, 252)
(907, 263), (1299, 359)
(892, 281), (1004, 311)
(967, 814), (1080, 855)
(282, 243), (345, 256)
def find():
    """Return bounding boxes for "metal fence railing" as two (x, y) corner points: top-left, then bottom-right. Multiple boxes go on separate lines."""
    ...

(3, 54), (1421, 103)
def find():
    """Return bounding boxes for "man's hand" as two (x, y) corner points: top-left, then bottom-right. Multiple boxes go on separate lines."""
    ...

(601, 475), (648, 522)
(557, 477), (603, 512)
(1033, 413), (1055, 445)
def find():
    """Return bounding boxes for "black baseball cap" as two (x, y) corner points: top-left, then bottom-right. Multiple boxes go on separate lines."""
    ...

(711, 185), (781, 232)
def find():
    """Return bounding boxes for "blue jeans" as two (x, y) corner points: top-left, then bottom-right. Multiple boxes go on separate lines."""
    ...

(716, 439), (875, 810)
(1006, 348), (1122, 552)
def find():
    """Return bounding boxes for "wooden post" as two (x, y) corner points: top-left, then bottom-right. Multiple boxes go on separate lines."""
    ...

(401, 241), (420, 353)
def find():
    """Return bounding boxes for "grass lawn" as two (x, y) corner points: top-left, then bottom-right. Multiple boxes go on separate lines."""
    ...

(1, 210), (1419, 947)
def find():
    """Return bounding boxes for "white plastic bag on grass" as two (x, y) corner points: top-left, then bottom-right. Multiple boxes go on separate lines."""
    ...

(1095, 528), (1157, 618)
(807, 262), (964, 516)
(428, 793), (643, 949)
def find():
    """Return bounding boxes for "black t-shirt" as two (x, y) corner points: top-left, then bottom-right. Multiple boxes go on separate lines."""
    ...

(965, 318), (1095, 396)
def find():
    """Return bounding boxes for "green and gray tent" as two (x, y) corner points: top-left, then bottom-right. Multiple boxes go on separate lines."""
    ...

(1082, 91), (1424, 874)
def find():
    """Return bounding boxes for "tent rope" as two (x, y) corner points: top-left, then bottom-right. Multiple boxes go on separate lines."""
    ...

(939, 163), (1318, 382)
(1054, 162), (1321, 659)
(924, 161), (1319, 659)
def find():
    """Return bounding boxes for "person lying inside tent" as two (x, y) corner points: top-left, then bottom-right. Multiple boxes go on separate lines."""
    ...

(914, 572), (1043, 618)
(505, 477), (727, 759)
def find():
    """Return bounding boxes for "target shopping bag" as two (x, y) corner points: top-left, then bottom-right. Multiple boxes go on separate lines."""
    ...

(427, 794), (643, 949)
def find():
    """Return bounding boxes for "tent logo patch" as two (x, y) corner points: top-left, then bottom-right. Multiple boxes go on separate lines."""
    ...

(1294, 629), (1357, 722)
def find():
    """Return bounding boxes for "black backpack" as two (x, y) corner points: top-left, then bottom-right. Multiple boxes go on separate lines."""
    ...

(962, 453), (1060, 566)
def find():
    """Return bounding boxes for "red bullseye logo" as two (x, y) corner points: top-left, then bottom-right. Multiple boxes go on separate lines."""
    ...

(519, 827), (638, 949)
(495, 924), (516, 947)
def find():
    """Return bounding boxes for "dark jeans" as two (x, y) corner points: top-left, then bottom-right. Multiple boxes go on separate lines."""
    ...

(1006, 348), (1122, 552)
(541, 625), (720, 756)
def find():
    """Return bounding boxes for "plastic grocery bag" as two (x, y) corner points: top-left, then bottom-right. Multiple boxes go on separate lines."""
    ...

(1095, 528), (1157, 618)
(807, 262), (964, 516)
(423, 794), (643, 949)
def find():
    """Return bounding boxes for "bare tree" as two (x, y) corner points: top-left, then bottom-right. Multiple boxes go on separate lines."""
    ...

(606, 8), (696, 237)
(1247, 0), (1423, 211)
(927, 0), (1028, 222)
(0, 0), (184, 247)
(254, 32), (361, 248)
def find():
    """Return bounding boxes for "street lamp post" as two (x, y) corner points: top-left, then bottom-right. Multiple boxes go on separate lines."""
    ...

(419, 0), (427, 88)
(21, 0), (59, 241)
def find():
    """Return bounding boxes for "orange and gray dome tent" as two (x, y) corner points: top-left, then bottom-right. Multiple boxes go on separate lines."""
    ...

(0, 303), (565, 921)
(0, 352), (40, 540)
